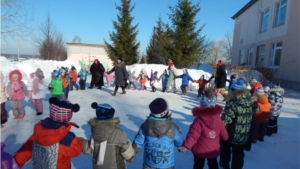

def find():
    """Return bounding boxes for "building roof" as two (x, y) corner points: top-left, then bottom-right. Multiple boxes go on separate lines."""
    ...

(66, 43), (106, 48)
(231, 0), (259, 19)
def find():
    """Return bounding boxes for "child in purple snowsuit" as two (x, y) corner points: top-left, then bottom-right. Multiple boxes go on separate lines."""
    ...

(149, 69), (158, 92)
(1, 142), (20, 169)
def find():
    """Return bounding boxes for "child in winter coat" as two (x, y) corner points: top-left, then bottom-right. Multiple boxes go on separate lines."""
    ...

(249, 78), (262, 96)
(194, 75), (210, 97)
(60, 69), (69, 100)
(27, 68), (49, 115)
(158, 69), (169, 92)
(49, 70), (63, 100)
(104, 68), (114, 88)
(81, 103), (135, 169)
(251, 87), (271, 143)
(178, 88), (228, 169)
(176, 68), (194, 95)
(78, 65), (89, 90)
(1, 142), (20, 169)
(14, 97), (83, 169)
(227, 74), (237, 93)
(127, 70), (137, 90)
(133, 98), (183, 169)
(266, 83), (284, 136)
(6, 69), (28, 119)
(149, 69), (158, 92)
(136, 69), (149, 91)
(69, 66), (79, 91)
(0, 71), (9, 127)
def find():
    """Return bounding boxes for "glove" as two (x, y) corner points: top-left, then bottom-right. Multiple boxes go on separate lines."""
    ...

(48, 85), (53, 90)
(178, 146), (188, 153)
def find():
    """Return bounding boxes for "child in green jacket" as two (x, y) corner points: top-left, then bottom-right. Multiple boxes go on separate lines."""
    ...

(49, 70), (63, 100)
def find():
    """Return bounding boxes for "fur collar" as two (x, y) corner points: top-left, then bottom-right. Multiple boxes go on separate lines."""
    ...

(88, 117), (120, 127)
(192, 104), (223, 117)
(225, 89), (250, 102)
(269, 87), (284, 93)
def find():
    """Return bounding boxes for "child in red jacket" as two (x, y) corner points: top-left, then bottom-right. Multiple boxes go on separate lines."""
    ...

(69, 66), (79, 91)
(178, 88), (228, 169)
(194, 75), (210, 97)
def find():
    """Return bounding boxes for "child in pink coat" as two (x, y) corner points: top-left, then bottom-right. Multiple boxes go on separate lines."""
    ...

(6, 69), (28, 119)
(0, 71), (9, 128)
(1, 142), (20, 169)
(178, 88), (228, 169)
(104, 68), (114, 88)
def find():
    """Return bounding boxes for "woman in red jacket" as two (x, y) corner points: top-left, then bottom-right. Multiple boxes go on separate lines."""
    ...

(178, 88), (228, 169)
(14, 97), (83, 169)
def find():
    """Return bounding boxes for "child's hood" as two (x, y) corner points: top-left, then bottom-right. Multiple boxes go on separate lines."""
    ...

(192, 105), (223, 128)
(143, 117), (173, 138)
(9, 69), (23, 82)
(88, 117), (121, 142)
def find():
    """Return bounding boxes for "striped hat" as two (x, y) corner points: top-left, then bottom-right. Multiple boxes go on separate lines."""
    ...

(49, 97), (80, 123)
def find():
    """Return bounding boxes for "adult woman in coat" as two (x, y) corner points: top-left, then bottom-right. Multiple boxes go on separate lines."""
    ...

(108, 57), (128, 96)
(89, 59), (105, 89)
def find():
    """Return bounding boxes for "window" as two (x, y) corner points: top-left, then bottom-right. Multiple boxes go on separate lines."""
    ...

(269, 42), (282, 67)
(239, 50), (245, 65)
(256, 45), (266, 67)
(274, 0), (287, 27)
(260, 8), (270, 32)
(247, 48), (253, 66)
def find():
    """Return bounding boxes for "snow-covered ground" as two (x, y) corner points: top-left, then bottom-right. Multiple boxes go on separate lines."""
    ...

(1, 57), (299, 169)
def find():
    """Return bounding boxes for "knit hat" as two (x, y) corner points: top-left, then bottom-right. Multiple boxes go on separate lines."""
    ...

(200, 88), (216, 107)
(35, 68), (44, 79)
(59, 68), (66, 74)
(149, 98), (170, 118)
(91, 102), (115, 120)
(117, 57), (123, 62)
(250, 78), (258, 85)
(254, 87), (265, 96)
(231, 79), (245, 90)
(71, 66), (76, 71)
(230, 74), (237, 80)
(49, 97), (80, 123)
(263, 84), (270, 93)
(52, 70), (60, 78)
(273, 82), (280, 88)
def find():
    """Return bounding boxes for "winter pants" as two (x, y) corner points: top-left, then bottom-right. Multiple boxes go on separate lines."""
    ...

(162, 84), (167, 92)
(114, 85), (125, 92)
(252, 122), (267, 141)
(79, 79), (86, 89)
(180, 85), (188, 94)
(10, 100), (25, 116)
(198, 88), (205, 97)
(63, 87), (69, 100)
(266, 117), (278, 136)
(140, 83), (146, 90)
(1, 102), (7, 124)
(193, 155), (218, 169)
(142, 163), (174, 169)
(214, 88), (226, 98)
(128, 81), (137, 89)
(30, 98), (43, 113)
(106, 81), (111, 88)
(69, 82), (79, 90)
(52, 94), (63, 101)
(220, 140), (245, 169)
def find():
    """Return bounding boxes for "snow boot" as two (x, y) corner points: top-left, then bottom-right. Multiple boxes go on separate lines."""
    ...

(36, 112), (43, 116)
(153, 87), (156, 92)
(121, 89), (126, 94)
(112, 90), (117, 96)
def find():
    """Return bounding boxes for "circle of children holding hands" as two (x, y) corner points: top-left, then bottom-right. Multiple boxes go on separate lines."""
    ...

(0, 59), (285, 169)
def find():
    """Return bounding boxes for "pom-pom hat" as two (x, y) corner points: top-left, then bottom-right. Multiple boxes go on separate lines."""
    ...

(149, 98), (171, 118)
(49, 97), (80, 123)
(231, 79), (245, 90)
(91, 103), (115, 120)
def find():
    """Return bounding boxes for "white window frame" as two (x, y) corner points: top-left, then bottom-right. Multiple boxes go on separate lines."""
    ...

(269, 42), (282, 67)
(260, 8), (270, 32)
(239, 49), (245, 65)
(247, 48), (253, 66)
(256, 45), (266, 67)
(274, 0), (287, 27)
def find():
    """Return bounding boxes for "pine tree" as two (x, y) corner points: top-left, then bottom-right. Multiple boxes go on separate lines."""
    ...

(140, 56), (146, 63)
(168, 0), (205, 68)
(104, 0), (140, 65)
(146, 15), (170, 64)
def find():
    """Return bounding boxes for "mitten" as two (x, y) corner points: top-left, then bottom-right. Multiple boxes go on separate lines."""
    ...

(178, 146), (188, 153)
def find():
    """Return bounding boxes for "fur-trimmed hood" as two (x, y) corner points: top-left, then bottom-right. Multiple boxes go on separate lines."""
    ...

(269, 87), (284, 94)
(9, 69), (22, 82)
(88, 117), (121, 142)
(225, 88), (250, 102)
(192, 104), (223, 128)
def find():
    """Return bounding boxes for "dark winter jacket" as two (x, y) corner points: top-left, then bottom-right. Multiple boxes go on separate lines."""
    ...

(108, 62), (127, 86)
(268, 87), (284, 117)
(183, 105), (228, 159)
(14, 118), (83, 169)
(221, 89), (252, 145)
(133, 116), (183, 169)
(81, 117), (135, 169)
(215, 64), (227, 88)
(90, 59), (105, 87)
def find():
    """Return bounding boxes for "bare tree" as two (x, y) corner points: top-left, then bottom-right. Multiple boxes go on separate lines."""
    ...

(33, 13), (66, 61)
(1, 0), (34, 40)
(223, 32), (233, 64)
(72, 35), (81, 43)
(206, 40), (224, 64)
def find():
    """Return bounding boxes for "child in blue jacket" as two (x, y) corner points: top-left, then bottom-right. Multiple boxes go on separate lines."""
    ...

(176, 68), (194, 95)
(133, 98), (183, 169)
(158, 69), (169, 92)
(78, 65), (89, 90)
